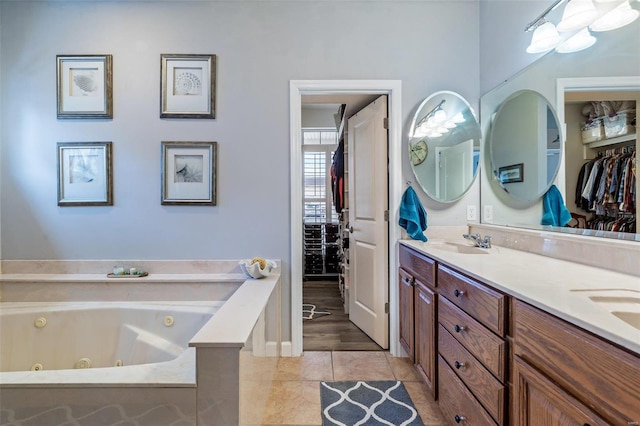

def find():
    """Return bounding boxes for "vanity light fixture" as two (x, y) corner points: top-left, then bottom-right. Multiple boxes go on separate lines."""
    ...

(413, 100), (470, 139)
(525, 0), (638, 53)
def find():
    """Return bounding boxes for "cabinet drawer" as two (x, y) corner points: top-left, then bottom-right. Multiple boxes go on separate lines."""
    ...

(514, 300), (640, 425)
(438, 264), (506, 336)
(439, 325), (505, 425)
(439, 296), (506, 381)
(438, 356), (498, 426)
(399, 244), (435, 288)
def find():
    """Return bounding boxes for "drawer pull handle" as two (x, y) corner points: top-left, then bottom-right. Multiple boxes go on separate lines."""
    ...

(454, 289), (465, 297)
(454, 414), (465, 423)
(454, 325), (466, 333)
(454, 361), (465, 369)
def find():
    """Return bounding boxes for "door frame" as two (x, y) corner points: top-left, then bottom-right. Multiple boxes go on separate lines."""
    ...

(289, 80), (402, 357)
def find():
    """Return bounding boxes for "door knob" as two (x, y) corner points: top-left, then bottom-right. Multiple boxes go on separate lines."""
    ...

(349, 226), (354, 233)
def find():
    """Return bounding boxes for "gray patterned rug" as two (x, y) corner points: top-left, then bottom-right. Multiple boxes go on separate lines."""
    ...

(320, 381), (424, 426)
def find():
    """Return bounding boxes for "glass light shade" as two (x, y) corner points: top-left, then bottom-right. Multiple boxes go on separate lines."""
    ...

(557, 0), (599, 32)
(451, 112), (466, 124)
(433, 109), (447, 123)
(556, 28), (597, 52)
(526, 21), (562, 53)
(590, 1), (639, 31)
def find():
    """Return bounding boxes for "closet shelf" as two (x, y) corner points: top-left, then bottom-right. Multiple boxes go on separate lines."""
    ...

(585, 131), (636, 149)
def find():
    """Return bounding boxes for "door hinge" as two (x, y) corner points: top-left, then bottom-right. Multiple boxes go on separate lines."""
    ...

(384, 210), (389, 221)
(385, 302), (389, 314)
(383, 118), (389, 129)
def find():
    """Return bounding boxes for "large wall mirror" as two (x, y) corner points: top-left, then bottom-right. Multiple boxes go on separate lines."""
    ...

(488, 90), (561, 203)
(409, 91), (481, 202)
(480, 13), (639, 242)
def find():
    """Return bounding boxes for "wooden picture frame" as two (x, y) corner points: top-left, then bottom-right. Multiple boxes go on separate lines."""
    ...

(57, 142), (113, 206)
(498, 163), (524, 184)
(160, 54), (216, 119)
(56, 55), (113, 119)
(161, 141), (217, 205)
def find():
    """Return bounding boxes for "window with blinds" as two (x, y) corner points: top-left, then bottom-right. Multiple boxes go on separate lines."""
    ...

(302, 129), (338, 224)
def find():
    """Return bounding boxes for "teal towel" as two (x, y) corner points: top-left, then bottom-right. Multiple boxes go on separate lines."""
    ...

(399, 186), (428, 241)
(541, 185), (572, 227)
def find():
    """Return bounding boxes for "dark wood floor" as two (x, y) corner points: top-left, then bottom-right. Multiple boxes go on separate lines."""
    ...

(303, 279), (382, 351)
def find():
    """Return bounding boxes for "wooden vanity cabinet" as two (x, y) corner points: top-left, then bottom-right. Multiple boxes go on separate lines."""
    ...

(399, 267), (415, 362)
(437, 264), (508, 426)
(398, 244), (437, 398)
(513, 299), (640, 426)
(512, 356), (609, 425)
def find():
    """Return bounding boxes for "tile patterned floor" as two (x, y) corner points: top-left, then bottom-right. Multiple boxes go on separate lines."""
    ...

(240, 351), (448, 426)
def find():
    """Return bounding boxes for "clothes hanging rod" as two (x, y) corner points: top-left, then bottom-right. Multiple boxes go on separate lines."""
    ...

(525, 0), (567, 32)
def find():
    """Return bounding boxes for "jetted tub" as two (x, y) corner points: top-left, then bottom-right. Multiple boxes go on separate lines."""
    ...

(0, 301), (221, 375)
(0, 269), (280, 425)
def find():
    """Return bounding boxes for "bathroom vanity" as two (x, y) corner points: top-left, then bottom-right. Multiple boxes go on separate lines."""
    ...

(398, 239), (639, 426)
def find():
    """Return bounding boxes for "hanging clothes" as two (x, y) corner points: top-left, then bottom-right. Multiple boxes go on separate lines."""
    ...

(575, 146), (636, 233)
(331, 137), (345, 213)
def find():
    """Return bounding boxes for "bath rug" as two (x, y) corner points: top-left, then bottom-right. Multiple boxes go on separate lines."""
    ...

(303, 303), (331, 320)
(320, 381), (424, 426)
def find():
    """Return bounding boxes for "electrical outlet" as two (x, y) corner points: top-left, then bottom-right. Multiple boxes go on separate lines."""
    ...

(484, 205), (494, 222)
(466, 205), (477, 221)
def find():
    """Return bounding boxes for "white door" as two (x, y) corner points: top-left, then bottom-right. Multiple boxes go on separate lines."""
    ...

(435, 139), (473, 200)
(348, 95), (389, 349)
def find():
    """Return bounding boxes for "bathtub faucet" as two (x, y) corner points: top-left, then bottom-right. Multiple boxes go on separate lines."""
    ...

(463, 233), (492, 249)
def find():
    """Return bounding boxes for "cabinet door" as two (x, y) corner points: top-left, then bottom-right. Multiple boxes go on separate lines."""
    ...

(415, 280), (436, 398)
(513, 356), (609, 426)
(399, 267), (415, 361)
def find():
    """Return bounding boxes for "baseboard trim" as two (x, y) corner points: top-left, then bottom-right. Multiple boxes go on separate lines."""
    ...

(281, 341), (293, 357)
(265, 341), (279, 357)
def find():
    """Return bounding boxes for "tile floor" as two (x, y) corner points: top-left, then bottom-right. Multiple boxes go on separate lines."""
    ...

(240, 351), (448, 425)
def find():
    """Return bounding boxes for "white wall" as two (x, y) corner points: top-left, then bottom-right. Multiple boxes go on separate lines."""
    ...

(0, 0), (480, 340)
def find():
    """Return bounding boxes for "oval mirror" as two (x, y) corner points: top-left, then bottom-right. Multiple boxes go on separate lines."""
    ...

(408, 91), (481, 202)
(488, 90), (562, 203)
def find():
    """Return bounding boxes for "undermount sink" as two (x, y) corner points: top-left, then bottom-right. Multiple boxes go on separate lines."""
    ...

(428, 242), (489, 255)
(612, 312), (640, 330)
(571, 289), (640, 331)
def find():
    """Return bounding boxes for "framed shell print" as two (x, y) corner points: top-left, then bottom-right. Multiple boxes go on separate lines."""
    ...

(160, 54), (216, 119)
(161, 141), (217, 205)
(57, 142), (113, 206)
(56, 55), (113, 119)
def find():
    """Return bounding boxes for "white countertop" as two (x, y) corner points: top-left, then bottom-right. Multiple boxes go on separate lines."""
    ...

(400, 239), (640, 355)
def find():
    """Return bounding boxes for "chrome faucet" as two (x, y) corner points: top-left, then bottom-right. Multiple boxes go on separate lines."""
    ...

(463, 233), (492, 249)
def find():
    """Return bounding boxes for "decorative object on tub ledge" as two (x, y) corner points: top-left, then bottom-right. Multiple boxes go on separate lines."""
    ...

(303, 303), (331, 320)
(107, 266), (148, 278)
(399, 185), (428, 242)
(239, 258), (277, 279)
(320, 381), (424, 426)
(541, 184), (572, 227)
